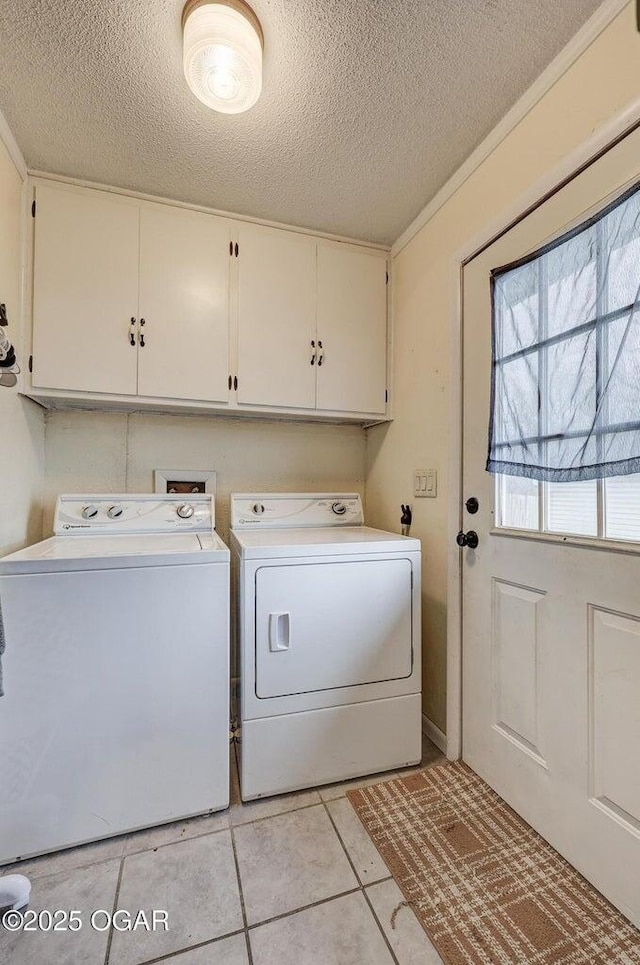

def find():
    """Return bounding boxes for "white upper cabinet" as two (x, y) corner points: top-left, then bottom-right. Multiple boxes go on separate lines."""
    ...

(137, 204), (230, 402)
(316, 244), (388, 415)
(28, 180), (390, 422)
(32, 183), (139, 395)
(236, 223), (316, 409)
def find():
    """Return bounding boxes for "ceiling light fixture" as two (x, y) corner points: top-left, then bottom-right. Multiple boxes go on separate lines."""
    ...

(182, 0), (263, 115)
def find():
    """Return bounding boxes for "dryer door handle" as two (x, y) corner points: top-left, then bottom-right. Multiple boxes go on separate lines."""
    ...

(269, 612), (291, 652)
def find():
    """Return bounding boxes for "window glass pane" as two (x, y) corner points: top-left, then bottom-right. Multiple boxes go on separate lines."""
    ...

(546, 230), (597, 337)
(545, 330), (596, 439)
(496, 353), (539, 448)
(605, 189), (640, 311)
(546, 480), (597, 536)
(605, 473), (640, 542)
(497, 474), (539, 530)
(496, 262), (539, 357)
(603, 312), (640, 467)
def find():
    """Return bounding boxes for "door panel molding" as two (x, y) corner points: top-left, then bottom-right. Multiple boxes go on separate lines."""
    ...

(492, 579), (547, 767)
(588, 604), (640, 837)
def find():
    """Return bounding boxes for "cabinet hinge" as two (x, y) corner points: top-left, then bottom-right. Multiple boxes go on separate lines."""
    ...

(29, 354), (33, 373)
(31, 200), (36, 218)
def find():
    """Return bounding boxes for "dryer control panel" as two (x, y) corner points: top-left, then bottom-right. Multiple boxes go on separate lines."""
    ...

(231, 494), (364, 529)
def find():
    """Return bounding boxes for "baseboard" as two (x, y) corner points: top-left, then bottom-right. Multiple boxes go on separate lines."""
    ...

(422, 714), (447, 754)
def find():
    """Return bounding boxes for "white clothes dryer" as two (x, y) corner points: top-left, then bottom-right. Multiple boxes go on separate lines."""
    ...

(0, 494), (230, 864)
(231, 493), (421, 800)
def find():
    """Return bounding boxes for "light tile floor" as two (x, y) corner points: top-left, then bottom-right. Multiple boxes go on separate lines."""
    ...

(1, 736), (445, 965)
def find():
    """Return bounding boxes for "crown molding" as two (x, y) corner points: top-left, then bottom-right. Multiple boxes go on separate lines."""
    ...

(392, 0), (631, 257)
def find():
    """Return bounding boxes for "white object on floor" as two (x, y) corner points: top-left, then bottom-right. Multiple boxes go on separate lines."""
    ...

(0, 874), (31, 911)
(231, 493), (422, 800)
(0, 494), (230, 865)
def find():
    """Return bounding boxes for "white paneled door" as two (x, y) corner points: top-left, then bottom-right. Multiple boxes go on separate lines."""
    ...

(32, 183), (139, 395)
(461, 126), (640, 925)
(236, 223), (316, 409)
(137, 204), (231, 402)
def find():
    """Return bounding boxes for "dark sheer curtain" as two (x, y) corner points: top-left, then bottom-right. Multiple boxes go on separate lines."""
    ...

(487, 181), (640, 482)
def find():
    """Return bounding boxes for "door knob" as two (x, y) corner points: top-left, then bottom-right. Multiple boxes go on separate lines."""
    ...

(456, 530), (479, 549)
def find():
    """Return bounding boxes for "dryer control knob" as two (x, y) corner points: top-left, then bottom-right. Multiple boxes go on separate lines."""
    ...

(252, 503), (265, 515)
(177, 504), (195, 519)
(332, 501), (347, 515)
(107, 505), (123, 519)
(82, 504), (99, 520)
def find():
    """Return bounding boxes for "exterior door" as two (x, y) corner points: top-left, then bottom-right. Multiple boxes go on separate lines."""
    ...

(236, 223), (316, 408)
(137, 204), (231, 402)
(32, 183), (139, 395)
(316, 243), (387, 414)
(461, 125), (640, 926)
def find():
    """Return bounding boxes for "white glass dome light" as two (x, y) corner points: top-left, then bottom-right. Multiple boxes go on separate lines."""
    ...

(182, 0), (263, 115)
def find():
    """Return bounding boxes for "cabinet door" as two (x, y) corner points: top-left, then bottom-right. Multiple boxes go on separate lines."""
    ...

(137, 204), (231, 402)
(32, 184), (139, 395)
(316, 245), (388, 414)
(236, 224), (316, 408)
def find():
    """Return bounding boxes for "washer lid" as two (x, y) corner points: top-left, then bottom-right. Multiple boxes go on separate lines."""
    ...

(0, 532), (229, 574)
(231, 525), (420, 560)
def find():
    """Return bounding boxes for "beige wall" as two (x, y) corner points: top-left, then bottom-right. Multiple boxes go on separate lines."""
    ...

(43, 410), (366, 545)
(0, 138), (45, 556)
(365, 1), (640, 733)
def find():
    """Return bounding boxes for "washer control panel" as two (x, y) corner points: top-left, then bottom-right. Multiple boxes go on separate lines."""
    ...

(231, 494), (363, 529)
(54, 494), (215, 534)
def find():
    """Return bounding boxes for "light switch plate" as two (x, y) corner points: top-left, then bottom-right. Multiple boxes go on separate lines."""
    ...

(414, 469), (437, 498)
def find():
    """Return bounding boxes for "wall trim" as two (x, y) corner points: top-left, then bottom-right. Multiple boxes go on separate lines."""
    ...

(28, 170), (390, 253)
(421, 714), (447, 755)
(391, 0), (630, 257)
(0, 107), (27, 182)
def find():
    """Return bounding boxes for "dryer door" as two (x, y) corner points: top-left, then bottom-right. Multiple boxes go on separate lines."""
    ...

(255, 558), (413, 698)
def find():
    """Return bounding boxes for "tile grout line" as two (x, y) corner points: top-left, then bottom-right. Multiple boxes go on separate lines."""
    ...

(322, 798), (402, 965)
(103, 853), (126, 965)
(246, 885), (365, 931)
(231, 741), (254, 965)
(229, 828), (253, 964)
(131, 927), (247, 965)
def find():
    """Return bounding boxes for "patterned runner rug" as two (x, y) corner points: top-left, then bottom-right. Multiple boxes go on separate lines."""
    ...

(348, 761), (640, 964)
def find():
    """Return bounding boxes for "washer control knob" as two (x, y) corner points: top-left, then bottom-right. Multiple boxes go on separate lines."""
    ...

(82, 504), (99, 520)
(252, 503), (265, 515)
(332, 501), (347, 516)
(177, 504), (195, 519)
(107, 505), (123, 519)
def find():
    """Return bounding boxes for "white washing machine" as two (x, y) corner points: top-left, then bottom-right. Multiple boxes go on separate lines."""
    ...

(231, 493), (422, 800)
(0, 494), (230, 864)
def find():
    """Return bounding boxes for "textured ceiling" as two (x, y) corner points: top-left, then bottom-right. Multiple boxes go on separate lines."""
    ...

(0, 0), (602, 244)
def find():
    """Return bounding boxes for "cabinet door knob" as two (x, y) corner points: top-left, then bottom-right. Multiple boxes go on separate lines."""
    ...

(139, 317), (146, 347)
(310, 340), (316, 365)
(129, 317), (136, 346)
(317, 340), (324, 366)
